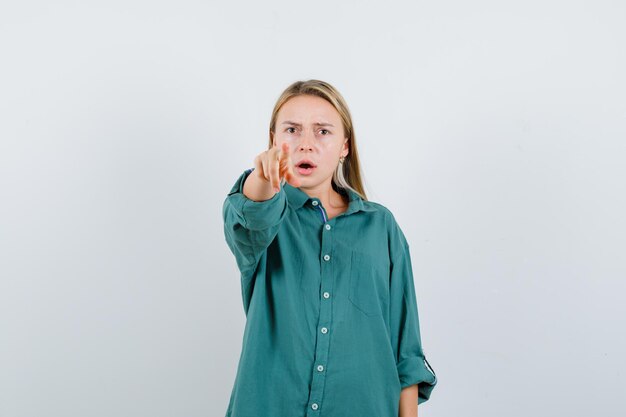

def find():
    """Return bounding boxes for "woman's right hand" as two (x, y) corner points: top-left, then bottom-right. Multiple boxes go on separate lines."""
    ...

(253, 142), (301, 193)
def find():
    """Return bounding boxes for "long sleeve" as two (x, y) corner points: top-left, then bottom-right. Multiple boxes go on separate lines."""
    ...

(389, 237), (438, 404)
(222, 168), (288, 285)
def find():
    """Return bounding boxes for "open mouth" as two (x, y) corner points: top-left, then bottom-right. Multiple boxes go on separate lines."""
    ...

(296, 161), (317, 175)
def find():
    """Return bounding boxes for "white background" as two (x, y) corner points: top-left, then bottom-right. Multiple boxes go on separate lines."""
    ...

(1, 1), (624, 416)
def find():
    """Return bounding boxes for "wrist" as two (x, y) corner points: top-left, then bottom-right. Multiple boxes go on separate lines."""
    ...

(243, 170), (277, 202)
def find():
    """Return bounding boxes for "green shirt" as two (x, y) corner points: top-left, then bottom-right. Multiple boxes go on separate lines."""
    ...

(222, 168), (437, 417)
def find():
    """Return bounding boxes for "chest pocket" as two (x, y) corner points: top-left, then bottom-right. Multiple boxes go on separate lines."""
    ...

(349, 249), (389, 317)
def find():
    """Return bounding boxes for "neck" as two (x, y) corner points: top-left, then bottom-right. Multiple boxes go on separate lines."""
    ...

(300, 179), (347, 209)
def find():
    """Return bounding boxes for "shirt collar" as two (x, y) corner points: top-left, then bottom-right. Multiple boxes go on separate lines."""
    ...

(283, 182), (376, 215)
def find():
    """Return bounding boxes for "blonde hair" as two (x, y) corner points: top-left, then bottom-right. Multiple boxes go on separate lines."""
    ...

(268, 79), (368, 201)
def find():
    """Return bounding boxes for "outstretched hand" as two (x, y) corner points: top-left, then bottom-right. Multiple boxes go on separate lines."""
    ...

(253, 142), (302, 193)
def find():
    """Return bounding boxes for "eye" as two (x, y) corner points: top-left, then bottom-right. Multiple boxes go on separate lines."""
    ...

(286, 127), (296, 133)
(320, 129), (330, 135)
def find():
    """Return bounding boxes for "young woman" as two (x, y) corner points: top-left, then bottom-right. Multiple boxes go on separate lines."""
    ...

(222, 79), (437, 417)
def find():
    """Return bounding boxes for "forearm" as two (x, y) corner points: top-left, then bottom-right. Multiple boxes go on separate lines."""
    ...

(398, 384), (418, 417)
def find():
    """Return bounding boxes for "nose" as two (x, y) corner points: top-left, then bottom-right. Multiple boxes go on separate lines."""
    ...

(298, 130), (315, 151)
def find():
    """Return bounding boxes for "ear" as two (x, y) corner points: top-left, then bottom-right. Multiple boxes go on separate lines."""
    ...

(342, 138), (349, 157)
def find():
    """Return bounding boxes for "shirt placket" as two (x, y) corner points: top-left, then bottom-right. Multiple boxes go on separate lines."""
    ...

(307, 198), (334, 415)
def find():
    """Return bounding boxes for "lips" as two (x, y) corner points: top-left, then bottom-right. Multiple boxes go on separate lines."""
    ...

(295, 159), (317, 176)
(296, 159), (317, 169)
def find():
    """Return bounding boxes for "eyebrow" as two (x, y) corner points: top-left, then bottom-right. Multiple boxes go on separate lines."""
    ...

(281, 120), (335, 127)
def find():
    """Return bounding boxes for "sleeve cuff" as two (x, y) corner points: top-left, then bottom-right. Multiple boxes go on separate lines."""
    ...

(397, 356), (438, 404)
(226, 168), (287, 231)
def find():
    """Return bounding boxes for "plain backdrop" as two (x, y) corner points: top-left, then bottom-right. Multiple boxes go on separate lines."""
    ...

(1, 1), (624, 416)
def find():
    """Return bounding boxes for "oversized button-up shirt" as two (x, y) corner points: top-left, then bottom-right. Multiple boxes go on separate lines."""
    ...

(222, 168), (437, 417)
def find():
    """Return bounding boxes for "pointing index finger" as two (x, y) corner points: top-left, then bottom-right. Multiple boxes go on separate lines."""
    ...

(280, 142), (290, 159)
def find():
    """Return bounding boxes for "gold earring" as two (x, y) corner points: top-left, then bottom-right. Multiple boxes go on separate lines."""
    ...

(339, 155), (345, 164)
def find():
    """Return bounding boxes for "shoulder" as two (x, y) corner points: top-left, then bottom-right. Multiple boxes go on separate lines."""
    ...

(361, 198), (400, 225)
(363, 200), (394, 223)
(360, 198), (410, 250)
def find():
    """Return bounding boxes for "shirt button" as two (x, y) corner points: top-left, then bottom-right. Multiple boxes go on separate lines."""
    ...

(323, 292), (330, 299)
(317, 364), (324, 372)
(311, 403), (319, 410)
(323, 254), (330, 261)
(321, 327), (328, 334)
(325, 224), (331, 230)
(312, 200), (318, 206)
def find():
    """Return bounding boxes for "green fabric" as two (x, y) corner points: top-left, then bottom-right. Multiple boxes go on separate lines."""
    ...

(222, 168), (437, 417)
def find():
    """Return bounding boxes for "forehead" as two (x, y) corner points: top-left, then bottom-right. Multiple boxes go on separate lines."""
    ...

(277, 95), (341, 124)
